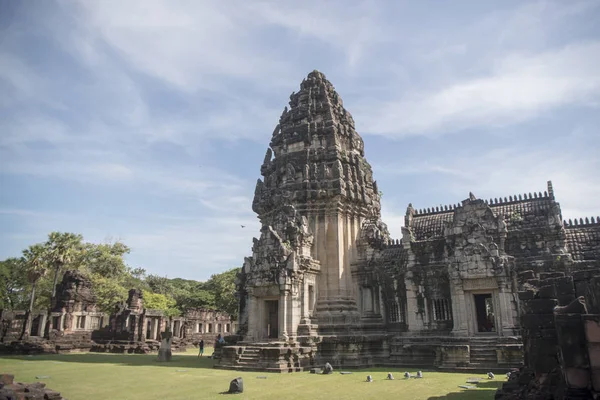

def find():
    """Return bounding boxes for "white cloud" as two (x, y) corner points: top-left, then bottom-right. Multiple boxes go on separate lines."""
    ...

(376, 145), (600, 224)
(67, 0), (297, 92)
(357, 41), (600, 137)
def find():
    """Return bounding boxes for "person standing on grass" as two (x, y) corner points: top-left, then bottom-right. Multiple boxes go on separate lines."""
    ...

(198, 339), (205, 357)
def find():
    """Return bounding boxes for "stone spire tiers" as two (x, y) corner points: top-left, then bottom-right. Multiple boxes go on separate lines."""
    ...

(238, 70), (389, 344)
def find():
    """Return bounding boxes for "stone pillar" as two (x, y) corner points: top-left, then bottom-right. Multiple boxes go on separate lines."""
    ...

(37, 314), (47, 337)
(279, 290), (289, 340)
(450, 285), (469, 336)
(301, 281), (308, 320)
(246, 295), (257, 341)
(289, 284), (302, 338)
(405, 278), (423, 332)
(140, 315), (147, 342)
(498, 290), (516, 335)
(153, 318), (159, 340)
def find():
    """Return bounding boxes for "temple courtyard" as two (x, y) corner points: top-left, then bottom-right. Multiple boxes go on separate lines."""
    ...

(0, 349), (504, 399)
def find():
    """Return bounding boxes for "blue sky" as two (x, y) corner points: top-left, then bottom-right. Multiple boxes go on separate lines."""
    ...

(1, 0), (599, 280)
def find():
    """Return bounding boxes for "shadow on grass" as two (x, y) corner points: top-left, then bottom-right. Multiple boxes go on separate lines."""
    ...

(0, 352), (218, 369)
(427, 380), (503, 400)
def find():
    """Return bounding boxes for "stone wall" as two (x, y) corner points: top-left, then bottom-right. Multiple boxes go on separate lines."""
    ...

(495, 269), (600, 399)
(182, 309), (235, 347)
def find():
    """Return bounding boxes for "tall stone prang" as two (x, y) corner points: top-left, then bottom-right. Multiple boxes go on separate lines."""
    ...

(238, 70), (388, 343)
(218, 70), (600, 374)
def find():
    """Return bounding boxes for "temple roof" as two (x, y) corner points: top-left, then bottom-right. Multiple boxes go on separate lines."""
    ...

(565, 219), (600, 262)
(407, 184), (558, 241)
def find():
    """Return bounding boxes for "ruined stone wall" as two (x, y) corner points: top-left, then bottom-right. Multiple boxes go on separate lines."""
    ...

(0, 310), (43, 342)
(496, 269), (600, 399)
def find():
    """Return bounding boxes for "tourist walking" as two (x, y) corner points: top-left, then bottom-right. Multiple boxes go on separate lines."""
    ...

(198, 339), (204, 357)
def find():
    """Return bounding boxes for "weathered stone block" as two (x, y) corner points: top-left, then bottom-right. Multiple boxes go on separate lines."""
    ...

(555, 314), (589, 369)
(536, 285), (556, 299)
(564, 367), (591, 389)
(522, 314), (555, 330)
(518, 290), (535, 301)
(523, 299), (558, 314)
(0, 375), (14, 386)
(584, 316), (600, 343)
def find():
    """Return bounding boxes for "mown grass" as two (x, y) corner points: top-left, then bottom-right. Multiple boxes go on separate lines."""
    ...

(0, 348), (504, 400)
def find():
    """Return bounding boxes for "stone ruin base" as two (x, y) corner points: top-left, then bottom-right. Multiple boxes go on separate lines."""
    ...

(0, 337), (191, 356)
(388, 335), (523, 372)
(216, 333), (524, 373)
(0, 374), (66, 400)
(215, 341), (317, 373)
(313, 334), (389, 369)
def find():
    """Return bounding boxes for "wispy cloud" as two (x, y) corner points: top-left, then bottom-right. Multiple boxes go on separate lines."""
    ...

(357, 41), (600, 137)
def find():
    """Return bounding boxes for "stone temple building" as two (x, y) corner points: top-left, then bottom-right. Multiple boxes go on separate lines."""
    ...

(217, 70), (600, 372)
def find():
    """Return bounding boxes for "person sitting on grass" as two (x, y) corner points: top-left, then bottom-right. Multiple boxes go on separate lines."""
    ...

(198, 339), (204, 358)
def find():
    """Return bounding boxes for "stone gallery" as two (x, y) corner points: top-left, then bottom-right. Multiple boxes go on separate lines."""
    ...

(0, 270), (235, 354)
(217, 71), (600, 378)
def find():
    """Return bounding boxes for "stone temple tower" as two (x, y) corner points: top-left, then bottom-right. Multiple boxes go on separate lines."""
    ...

(236, 70), (388, 345)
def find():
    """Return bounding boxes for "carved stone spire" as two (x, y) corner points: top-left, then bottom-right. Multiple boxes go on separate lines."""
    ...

(253, 70), (379, 219)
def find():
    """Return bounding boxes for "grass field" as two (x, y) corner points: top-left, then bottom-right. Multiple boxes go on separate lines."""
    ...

(0, 348), (505, 400)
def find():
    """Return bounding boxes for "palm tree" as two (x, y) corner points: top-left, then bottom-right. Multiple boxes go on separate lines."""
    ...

(21, 244), (48, 339)
(46, 232), (83, 303)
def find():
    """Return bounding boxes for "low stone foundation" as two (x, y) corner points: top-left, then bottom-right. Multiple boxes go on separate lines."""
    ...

(215, 342), (316, 372)
(314, 334), (389, 369)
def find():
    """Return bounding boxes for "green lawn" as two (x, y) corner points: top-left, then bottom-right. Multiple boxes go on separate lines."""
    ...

(0, 348), (504, 400)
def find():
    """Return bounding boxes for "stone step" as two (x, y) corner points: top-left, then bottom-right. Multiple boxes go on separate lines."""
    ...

(470, 354), (496, 358)
(470, 349), (497, 353)
(239, 356), (260, 362)
(470, 359), (497, 363)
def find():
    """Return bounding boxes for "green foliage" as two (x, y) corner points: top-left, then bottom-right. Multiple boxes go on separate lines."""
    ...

(0, 258), (29, 309)
(205, 268), (240, 319)
(141, 290), (179, 317)
(90, 274), (129, 313)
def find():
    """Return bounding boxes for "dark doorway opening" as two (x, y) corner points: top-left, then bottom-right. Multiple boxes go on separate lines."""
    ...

(265, 300), (279, 339)
(30, 315), (41, 336)
(474, 293), (495, 333)
(146, 320), (152, 339)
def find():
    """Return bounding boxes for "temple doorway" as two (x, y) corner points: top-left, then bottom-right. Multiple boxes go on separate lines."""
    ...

(265, 300), (279, 339)
(474, 293), (495, 333)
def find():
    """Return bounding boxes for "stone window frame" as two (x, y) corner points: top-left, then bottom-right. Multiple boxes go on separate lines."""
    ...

(75, 315), (87, 330)
(387, 297), (406, 324)
(430, 298), (452, 322)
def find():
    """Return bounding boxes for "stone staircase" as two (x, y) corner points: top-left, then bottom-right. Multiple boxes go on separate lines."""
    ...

(237, 347), (261, 368)
(469, 337), (499, 368)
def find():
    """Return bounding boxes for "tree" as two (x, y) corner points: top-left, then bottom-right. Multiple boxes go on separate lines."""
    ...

(145, 275), (174, 296)
(21, 244), (49, 338)
(80, 241), (135, 313)
(0, 258), (28, 310)
(205, 268), (240, 319)
(45, 232), (83, 302)
(141, 290), (179, 317)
